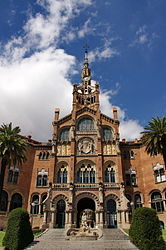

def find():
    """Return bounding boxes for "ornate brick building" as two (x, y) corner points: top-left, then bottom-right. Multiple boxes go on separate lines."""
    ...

(0, 52), (166, 230)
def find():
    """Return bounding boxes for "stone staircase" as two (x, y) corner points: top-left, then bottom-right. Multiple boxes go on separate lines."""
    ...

(26, 228), (138, 250)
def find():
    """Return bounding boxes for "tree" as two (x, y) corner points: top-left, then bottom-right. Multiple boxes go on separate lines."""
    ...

(0, 123), (27, 203)
(3, 208), (34, 250)
(141, 117), (166, 168)
(129, 207), (165, 250)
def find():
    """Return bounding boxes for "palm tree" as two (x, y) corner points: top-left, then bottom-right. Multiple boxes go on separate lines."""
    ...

(141, 117), (166, 168)
(0, 123), (27, 203)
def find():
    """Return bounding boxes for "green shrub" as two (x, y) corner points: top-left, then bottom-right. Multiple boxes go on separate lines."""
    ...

(129, 207), (165, 250)
(3, 208), (34, 250)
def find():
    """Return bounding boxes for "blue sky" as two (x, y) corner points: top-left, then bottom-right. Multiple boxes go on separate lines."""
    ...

(0, 0), (165, 141)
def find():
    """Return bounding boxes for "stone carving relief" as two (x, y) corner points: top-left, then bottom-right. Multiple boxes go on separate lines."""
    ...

(103, 143), (117, 155)
(77, 138), (95, 155)
(57, 144), (71, 156)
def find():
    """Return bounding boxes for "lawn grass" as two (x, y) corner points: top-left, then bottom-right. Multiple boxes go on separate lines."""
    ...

(0, 232), (5, 247)
(33, 231), (43, 237)
(123, 229), (166, 241)
(162, 229), (166, 241)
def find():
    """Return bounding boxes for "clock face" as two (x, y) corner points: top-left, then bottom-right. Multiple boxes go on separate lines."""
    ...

(84, 76), (90, 81)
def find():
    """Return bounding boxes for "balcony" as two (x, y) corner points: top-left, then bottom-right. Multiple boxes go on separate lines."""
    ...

(52, 182), (121, 190)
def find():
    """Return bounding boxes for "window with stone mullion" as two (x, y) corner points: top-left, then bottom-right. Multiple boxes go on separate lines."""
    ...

(105, 168), (115, 183)
(77, 168), (95, 183)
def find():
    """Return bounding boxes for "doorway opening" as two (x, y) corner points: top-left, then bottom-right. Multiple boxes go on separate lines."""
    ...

(56, 199), (66, 228)
(106, 199), (117, 228)
(77, 198), (95, 227)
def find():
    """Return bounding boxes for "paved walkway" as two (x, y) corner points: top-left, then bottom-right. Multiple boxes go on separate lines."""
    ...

(26, 228), (139, 250)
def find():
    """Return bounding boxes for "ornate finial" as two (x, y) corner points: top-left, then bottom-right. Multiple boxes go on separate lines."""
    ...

(83, 44), (89, 63)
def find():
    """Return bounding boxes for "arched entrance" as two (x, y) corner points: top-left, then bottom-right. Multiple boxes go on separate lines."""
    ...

(106, 199), (117, 228)
(9, 193), (22, 211)
(77, 198), (95, 227)
(56, 200), (66, 228)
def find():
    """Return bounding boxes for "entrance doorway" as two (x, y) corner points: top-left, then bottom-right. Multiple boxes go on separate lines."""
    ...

(106, 199), (117, 228)
(77, 198), (95, 227)
(56, 200), (66, 228)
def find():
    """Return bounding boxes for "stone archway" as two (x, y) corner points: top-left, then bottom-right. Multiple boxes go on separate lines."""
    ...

(74, 192), (100, 228)
(104, 194), (120, 228)
(51, 194), (69, 228)
(56, 199), (66, 228)
(77, 198), (95, 227)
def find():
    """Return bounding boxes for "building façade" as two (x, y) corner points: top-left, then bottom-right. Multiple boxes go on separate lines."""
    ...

(0, 52), (166, 230)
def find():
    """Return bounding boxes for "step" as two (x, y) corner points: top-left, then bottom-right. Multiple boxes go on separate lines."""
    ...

(25, 228), (138, 250)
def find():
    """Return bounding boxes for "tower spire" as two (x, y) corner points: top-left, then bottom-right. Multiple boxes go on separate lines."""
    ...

(81, 44), (91, 82)
(83, 44), (89, 64)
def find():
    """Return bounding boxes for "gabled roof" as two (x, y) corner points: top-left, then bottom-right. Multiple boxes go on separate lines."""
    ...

(100, 112), (119, 125)
(76, 106), (97, 116)
(54, 113), (72, 125)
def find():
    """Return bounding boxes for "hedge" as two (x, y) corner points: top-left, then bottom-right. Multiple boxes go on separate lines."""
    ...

(129, 207), (165, 250)
(3, 208), (34, 250)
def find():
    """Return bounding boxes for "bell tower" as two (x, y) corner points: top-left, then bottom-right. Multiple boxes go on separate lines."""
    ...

(72, 48), (100, 111)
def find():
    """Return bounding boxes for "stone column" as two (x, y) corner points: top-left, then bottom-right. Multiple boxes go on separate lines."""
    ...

(65, 211), (69, 226)
(43, 210), (47, 224)
(95, 211), (100, 225)
(7, 199), (11, 212)
(38, 195), (42, 214)
(99, 210), (104, 228)
(73, 209), (77, 227)
(68, 211), (72, 225)
(125, 211), (130, 223)
(117, 210), (121, 224)
(50, 208), (56, 228)
(65, 210), (73, 228)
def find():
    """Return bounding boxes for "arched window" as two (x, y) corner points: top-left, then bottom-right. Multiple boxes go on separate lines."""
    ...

(31, 195), (39, 214)
(10, 193), (22, 211)
(57, 165), (68, 183)
(134, 194), (142, 208)
(151, 192), (164, 212)
(102, 127), (113, 141)
(7, 167), (19, 184)
(77, 117), (94, 131)
(59, 128), (70, 142)
(77, 164), (95, 183)
(36, 169), (48, 186)
(0, 190), (8, 211)
(38, 151), (50, 160)
(41, 194), (47, 215)
(105, 166), (115, 183)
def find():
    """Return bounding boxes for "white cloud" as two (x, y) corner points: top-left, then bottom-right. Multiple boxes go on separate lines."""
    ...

(0, 0), (93, 140)
(130, 25), (158, 48)
(88, 47), (118, 63)
(0, 0), (143, 142)
(100, 90), (143, 140)
(0, 48), (75, 141)
(78, 19), (92, 38)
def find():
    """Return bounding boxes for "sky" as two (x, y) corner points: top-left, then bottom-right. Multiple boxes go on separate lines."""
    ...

(0, 0), (165, 142)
